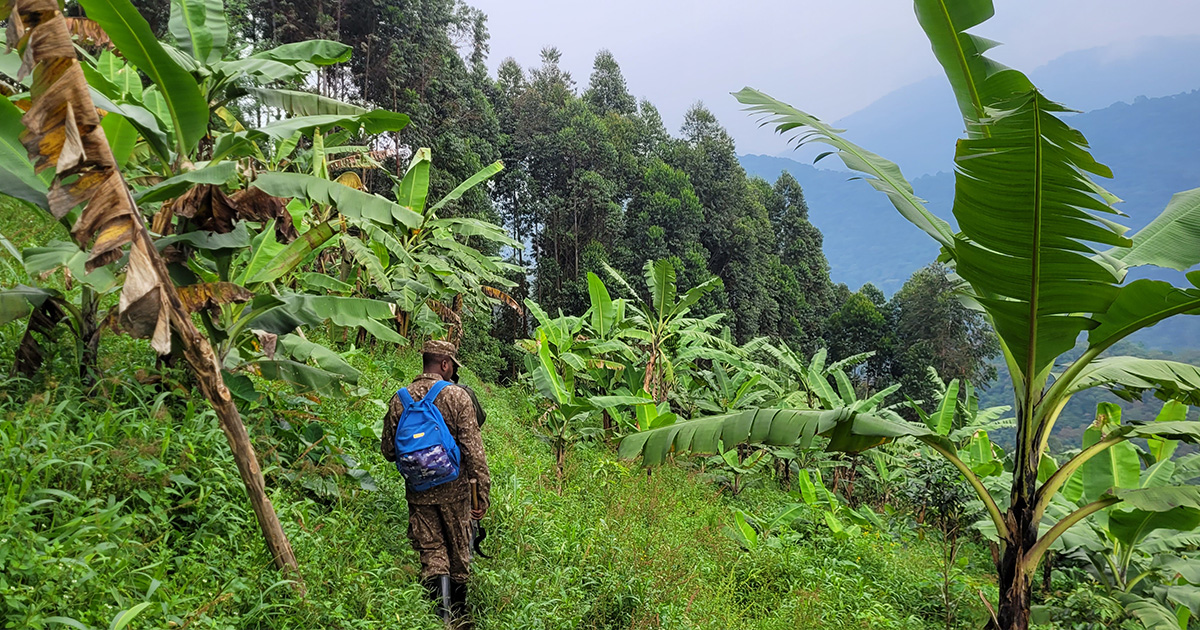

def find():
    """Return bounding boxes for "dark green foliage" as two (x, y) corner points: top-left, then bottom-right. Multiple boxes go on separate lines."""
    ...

(889, 264), (999, 408)
(825, 284), (895, 389)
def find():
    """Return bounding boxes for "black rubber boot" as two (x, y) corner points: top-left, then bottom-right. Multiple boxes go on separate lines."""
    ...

(450, 581), (473, 630)
(438, 575), (453, 625)
(421, 575), (453, 623)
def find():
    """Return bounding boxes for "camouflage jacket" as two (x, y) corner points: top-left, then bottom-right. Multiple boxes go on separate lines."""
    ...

(381, 374), (490, 510)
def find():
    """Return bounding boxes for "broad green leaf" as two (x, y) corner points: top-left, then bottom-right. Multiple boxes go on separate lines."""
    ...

(930, 378), (960, 436)
(281, 294), (402, 344)
(211, 57), (313, 85)
(134, 162), (237, 204)
(833, 369), (856, 406)
(342, 235), (390, 292)
(0, 99), (48, 210)
(535, 329), (569, 405)
(169, 0), (228, 63)
(238, 223), (286, 285)
(88, 87), (173, 162)
(297, 272), (352, 294)
(155, 222), (251, 251)
(426, 217), (520, 247)
(587, 272), (616, 339)
(253, 358), (347, 398)
(1115, 486), (1200, 512)
(1069, 357), (1200, 406)
(1150, 400), (1188, 463)
(618, 407), (857, 466)
(271, 131), (303, 170)
(913, 0), (1032, 138)
(1143, 459), (1178, 489)
(733, 87), (955, 248)
(245, 220), (337, 285)
(1119, 594), (1186, 630)
(428, 160), (504, 212)
(251, 172), (422, 228)
(1082, 424), (1141, 501)
(23, 241), (118, 292)
(213, 110), (409, 161)
(277, 333), (359, 382)
(675, 277), (721, 316)
(1111, 188), (1200, 271)
(1087, 279), (1200, 355)
(0, 285), (55, 326)
(953, 91), (1128, 386)
(244, 87), (366, 117)
(80, 0), (208, 153)
(100, 113), (137, 169)
(250, 40), (352, 65)
(645, 258), (677, 319)
(1037, 453), (1059, 484)
(98, 50), (143, 100)
(396, 148), (431, 214)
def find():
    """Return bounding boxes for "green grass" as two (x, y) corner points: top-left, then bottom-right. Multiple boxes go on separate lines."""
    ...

(0, 335), (1000, 629)
(0, 199), (998, 629)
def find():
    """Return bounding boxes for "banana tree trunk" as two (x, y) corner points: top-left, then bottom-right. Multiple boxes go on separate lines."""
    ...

(995, 412), (1040, 630)
(140, 227), (301, 575)
(79, 286), (100, 386)
(7, 0), (300, 579)
(995, 505), (1034, 629)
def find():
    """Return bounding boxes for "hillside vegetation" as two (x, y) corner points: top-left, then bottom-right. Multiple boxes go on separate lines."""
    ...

(0, 300), (994, 629)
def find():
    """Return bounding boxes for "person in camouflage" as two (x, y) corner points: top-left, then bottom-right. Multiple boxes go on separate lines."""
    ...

(382, 340), (490, 627)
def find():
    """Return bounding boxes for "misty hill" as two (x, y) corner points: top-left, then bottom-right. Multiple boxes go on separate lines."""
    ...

(740, 89), (1200, 349)
(816, 35), (1200, 178)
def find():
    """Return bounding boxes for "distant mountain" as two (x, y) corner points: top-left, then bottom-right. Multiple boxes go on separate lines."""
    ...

(803, 35), (1200, 178)
(739, 89), (1200, 350)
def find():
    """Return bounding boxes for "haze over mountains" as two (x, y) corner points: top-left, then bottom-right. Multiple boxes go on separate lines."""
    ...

(739, 36), (1200, 314)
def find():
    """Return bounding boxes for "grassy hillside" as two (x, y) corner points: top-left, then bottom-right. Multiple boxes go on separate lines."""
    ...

(0, 332), (1006, 629)
(0, 204), (999, 629)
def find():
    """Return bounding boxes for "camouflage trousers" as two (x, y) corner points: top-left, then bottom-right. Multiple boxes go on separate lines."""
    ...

(407, 499), (472, 582)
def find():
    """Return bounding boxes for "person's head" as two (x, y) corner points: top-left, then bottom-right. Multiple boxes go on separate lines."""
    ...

(421, 340), (461, 380)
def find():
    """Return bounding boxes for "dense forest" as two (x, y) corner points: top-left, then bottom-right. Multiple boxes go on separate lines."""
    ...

(4, 0), (1200, 629)
(124, 0), (1002, 407)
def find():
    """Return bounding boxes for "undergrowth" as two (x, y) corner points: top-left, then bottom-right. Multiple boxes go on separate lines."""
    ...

(0, 340), (999, 630)
(1, 205), (1000, 629)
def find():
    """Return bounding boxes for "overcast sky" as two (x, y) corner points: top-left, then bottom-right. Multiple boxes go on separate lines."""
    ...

(469, 0), (1200, 155)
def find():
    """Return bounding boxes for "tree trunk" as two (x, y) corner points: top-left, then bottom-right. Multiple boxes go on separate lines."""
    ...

(139, 226), (301, 577)
(995, 510), (1033, 630)
(12, 0), (299, 582)
(78, 286), (100, 386)
(996, 410), (1039, 630)
(91, 187), (302, 582)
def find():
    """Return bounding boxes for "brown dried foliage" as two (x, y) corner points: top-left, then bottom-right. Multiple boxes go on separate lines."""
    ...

(177, 282), (255, 313)
(63, 17), (112, 49)
(5, 0), (170, 352)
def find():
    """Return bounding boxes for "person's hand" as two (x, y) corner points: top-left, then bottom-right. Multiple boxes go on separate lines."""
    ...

(471, 507), (486, 520)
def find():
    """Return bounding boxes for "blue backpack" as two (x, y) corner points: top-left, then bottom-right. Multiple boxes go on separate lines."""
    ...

(393, 380), (461, 492)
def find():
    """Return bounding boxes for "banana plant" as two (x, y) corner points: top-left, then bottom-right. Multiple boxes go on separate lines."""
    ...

(0, 240), (120, 381)
(744, 340), (875, 409)
(332, 147), (519, 342)
(601, 259), (722, 401)
(577, 271), (641, 435)
(1042, 402), (1200, 629)
(625, 1), (1200, 626)
(703, 439), (769, 496)
(692, 360), (771, 415)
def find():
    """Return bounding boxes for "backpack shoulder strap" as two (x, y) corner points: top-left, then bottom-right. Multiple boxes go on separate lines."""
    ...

(425, 379), (451, 404)
(397, 387), (415, 408)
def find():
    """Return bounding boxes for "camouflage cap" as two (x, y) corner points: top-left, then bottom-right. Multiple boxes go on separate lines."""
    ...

(422, 339), (462, 367)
